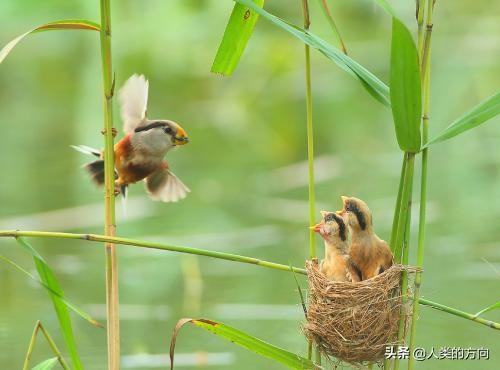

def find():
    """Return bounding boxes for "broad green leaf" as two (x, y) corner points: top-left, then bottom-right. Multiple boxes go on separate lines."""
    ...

(474, 301), (500, 318)
(425, 91), (500, 147)
(0, 254), (103, 328)
(390, 17), (421, 152)
(0, 19), (100, 64)
(17, 237), (84, 370)
(31, 358), (58, 370)
(170, 318), (318, 369)
(212, 0), (265, 75)
(235, 0), (390, 106)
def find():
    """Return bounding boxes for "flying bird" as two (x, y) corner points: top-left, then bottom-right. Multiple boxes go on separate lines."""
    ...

(338, 196), (393, 280)
(72, 74), (190, 202)
(312, 211), (361, 282)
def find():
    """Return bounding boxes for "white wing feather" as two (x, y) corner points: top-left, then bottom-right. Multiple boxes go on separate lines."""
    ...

(145, 169), (190, 203)
(119, 74), (149, 133)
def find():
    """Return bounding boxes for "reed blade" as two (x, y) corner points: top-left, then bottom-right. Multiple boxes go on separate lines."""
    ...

(0, 19), (100, 64)
(212, 0), (265, 75)
(16, 237), (84, 370)
(169, 318), (319, 369)
(31, 358), (58, 370)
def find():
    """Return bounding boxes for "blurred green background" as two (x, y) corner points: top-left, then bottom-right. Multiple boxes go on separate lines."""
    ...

(1, 0), (499, 369)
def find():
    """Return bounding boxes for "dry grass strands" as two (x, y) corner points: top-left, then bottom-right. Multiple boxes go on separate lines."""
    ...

(304, 260), (418, 366)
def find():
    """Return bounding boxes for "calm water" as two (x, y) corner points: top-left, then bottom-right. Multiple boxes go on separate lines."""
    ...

(1, 1), (499, 369)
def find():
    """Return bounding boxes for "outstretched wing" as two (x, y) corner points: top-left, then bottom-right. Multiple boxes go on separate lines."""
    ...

(145, 168), (190, 203)
(119, 74), (149, 134)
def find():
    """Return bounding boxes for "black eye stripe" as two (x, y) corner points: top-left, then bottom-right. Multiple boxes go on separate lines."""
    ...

(323, 213), (347, 241)
(346, 201), (367, 230)
(134, 121), (167, 133)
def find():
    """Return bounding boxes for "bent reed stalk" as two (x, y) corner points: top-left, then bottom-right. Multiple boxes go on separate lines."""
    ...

(1, 229), (498, 331)
(99, 0), (119, 368)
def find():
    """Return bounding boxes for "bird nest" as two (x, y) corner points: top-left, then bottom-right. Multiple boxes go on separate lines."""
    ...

(303, 260), (418, 366)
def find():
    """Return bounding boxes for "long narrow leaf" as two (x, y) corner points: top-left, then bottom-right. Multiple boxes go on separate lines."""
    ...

(373, 0), (397, 17)
(0, 19), (100, 64)
(474, 301), (500, 318)
(390, 17), (421, 152)
(170, 318), (318, 369)
(31, 358), (58, 370)
(425, 91), (500, 147)
(235, 0), (390, 106)
(0, 254), (102, 328)
(212, 0), (265, 75)
(16, 237), (84, 370)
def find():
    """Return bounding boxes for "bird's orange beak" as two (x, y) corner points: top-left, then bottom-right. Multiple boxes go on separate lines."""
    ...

(174, 127), (189, 146)
(310, 223), (322, 233)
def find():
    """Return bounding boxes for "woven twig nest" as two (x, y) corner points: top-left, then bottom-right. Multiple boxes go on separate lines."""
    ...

(303, 260), (417, 366)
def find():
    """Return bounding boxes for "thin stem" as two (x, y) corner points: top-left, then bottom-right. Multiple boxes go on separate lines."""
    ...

(1, 230), (498, 330)
(317, 0), (348, 54)
(99, 0), (119, 368)
(23, 321), (70, 370)
(301, 0), (317, 261)
(390, 153), (407, 252)
(408, 1), (435, 369)
(393, 153), (415, 263)
(416, 0), (425, 57)
(418, 298), (500, 330)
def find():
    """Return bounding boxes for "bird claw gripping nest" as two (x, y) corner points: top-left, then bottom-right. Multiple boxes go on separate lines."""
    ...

(303, 260), (418, 366)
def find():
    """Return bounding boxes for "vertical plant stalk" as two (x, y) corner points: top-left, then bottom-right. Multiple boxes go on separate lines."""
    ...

(301, 0), (319, 364)
(23, 321), (70, 370)
(390, 152), (415, 370)
(301, 0), (317, 261)
(408, 1), (435, 369)
(99, 0), (120, 369)
(389, 154), (407, 252)
(317, 0), (348, 54)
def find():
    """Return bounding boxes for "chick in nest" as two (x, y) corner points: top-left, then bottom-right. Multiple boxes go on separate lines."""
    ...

(338, 196), (393, 280)
(311, 211), (361, 282)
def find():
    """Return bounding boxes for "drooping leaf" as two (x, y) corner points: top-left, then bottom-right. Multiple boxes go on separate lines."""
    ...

(0, 19), (100, 64)
(474, 301), (500, 318)
(31, 358), (59, 370)
(16, 237), (84, 370)
(0, 254), (103, 328)
(425, 92), (500, 147)
(390, 17), (421, 152)
(234, 0), (390, 106)
(212, 0), (265, 75)
(170, 318), (318, 369)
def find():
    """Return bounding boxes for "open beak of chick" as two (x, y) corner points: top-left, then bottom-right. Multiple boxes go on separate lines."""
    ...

(310, 223), (323, 234)
(174, 127), (189, 146)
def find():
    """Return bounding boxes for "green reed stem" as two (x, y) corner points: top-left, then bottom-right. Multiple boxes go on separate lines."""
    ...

(393, 153), (415, 263)
(317, 0), (348, 54)
(390, 153), (407, 253)
(99, 0), (119, 368)
(1, 230), (498, 331)
(301, 0), (317, 261)
(23, 320), (70, 370)
(408, 1), (435, 369)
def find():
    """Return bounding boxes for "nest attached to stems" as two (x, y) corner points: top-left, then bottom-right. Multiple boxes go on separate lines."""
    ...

(303, 260), (418, 366)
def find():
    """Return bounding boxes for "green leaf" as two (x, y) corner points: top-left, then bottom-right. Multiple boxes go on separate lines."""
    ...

(31, 358), (58, 370)
(0, 19), (100, 64)
(212, 0), (265, 75)
(170, 318), (318, 369)
(474, 301), (500, 318)
(425, 92), (500, 147)
(16, 237), (84, 370)
(0, 254), (103, 328)
(390, 17), (421, 152)
(235, 0), (390, 106)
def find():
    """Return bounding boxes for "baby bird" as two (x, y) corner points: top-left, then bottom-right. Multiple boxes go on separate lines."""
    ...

(339, 196), (393, 280)
(72, 74), (190, 202)
(312, 211), (361, 282)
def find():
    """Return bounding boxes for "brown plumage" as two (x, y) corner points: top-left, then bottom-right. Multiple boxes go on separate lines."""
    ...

(312, 211), (361, 282)
(338, 196), (393, 280)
